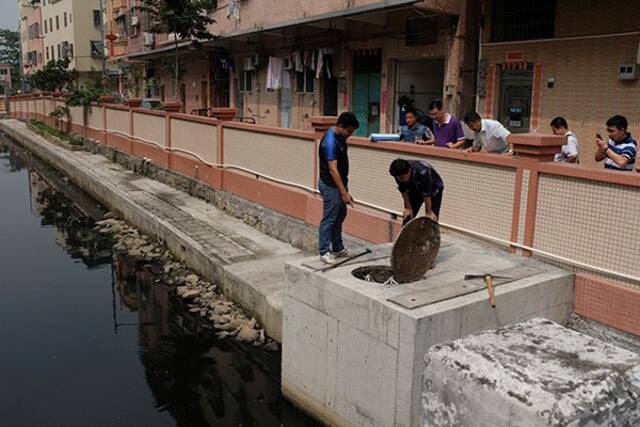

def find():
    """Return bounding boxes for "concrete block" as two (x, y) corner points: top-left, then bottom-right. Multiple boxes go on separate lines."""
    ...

(282, 234), (575, 426)
(422, 318), (640, 427)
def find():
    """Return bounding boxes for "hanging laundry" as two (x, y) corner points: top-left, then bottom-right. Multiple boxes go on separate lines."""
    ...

(303, 50), (310, 67)
(266, 56), (284, 90)
(324, 54), (333, 79)
(310, 50), (316, 71)
(315, 49), (324, 79)
(294, 51), (303, 73)
(283, 70), (292, 90)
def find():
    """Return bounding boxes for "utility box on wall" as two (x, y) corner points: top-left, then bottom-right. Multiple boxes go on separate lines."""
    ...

(617, 64), (639, 80)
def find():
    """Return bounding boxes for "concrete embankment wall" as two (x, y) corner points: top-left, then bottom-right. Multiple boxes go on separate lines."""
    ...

(2, 120), (330, 342)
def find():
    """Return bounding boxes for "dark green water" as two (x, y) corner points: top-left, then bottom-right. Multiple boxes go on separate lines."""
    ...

(0, 134), (316, 427)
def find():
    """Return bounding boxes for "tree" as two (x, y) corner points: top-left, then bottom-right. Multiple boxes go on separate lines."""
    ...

(135, 0), (215, 99)
(30, 58), (78, 93)
(0, 30), (21, 91)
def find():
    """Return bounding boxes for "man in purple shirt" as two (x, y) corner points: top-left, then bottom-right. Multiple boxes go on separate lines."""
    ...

(428, 100), (465, 149)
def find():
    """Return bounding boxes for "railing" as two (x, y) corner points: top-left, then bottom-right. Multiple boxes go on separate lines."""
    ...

(7, 95), (640, 289)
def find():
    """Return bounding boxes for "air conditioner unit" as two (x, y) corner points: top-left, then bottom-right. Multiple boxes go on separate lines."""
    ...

(243, 57), (255, 71)
(130, 15), (139, 26)
(283, 56), (293, 70)
(618, 63), (640, 81)
(143, 32), (155, 47)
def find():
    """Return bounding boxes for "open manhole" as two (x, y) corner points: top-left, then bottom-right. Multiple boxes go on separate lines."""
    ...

(351, 217), (441, 285)
(352, 266), (395, 284)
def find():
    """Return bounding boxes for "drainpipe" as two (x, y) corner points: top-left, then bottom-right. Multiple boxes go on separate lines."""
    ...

(100, 0), (106, 74)
(475, 12), (483, 112)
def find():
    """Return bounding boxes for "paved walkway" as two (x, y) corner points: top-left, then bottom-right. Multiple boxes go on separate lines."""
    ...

(0, 119), (304, 342)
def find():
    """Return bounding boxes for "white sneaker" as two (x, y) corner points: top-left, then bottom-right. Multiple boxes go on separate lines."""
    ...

(332, 249), (349, 258)
(320, 252), (337, 265)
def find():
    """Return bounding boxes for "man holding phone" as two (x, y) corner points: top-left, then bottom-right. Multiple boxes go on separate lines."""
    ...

(595, 115), (637, 171)
(399, 107), (435, 144)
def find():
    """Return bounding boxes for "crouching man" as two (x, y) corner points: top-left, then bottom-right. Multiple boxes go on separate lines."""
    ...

(389, 158), (444, 225)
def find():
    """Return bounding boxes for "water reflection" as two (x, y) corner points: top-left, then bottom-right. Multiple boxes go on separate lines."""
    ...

(0, 137), (316, 426)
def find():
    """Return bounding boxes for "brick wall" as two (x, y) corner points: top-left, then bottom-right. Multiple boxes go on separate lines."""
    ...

(479, 0), (640, 167)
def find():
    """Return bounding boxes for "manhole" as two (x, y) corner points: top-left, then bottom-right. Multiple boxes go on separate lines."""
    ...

(352, 266), (394, 284)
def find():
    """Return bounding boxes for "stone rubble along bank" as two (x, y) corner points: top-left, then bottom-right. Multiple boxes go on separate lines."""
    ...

(96, 215), (278, 350)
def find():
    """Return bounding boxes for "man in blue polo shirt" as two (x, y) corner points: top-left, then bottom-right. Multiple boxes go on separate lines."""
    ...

(318, 112), (360, 265)
(595, 115), (637, 171)
(399, 107), (434, 144)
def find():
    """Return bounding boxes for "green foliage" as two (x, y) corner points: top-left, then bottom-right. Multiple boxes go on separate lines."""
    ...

(30, 119), (83, 146)
(0, 29), (20, 90)
(134, 0), (216, 96)
(66, 87), (107, 107)
(145, 77), (160, 91)
(124, 69), (143, 96)
(30, 58), (78, 92)
(49, 105), (70, 119)
(134, 0), (215, 44)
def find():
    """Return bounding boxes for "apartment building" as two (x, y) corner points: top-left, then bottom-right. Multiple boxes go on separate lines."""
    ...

(477, 0), (640, 165)
(38, 0), (104, 83)
(17, 0), (45, 76)
(103, 0), (147, 98)
(119, 0), (475, 133)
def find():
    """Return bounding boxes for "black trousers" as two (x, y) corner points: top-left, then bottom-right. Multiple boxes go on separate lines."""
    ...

(410, 189), (444, 218)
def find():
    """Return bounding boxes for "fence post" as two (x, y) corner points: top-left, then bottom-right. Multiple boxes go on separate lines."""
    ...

(211, 108), (237, 189)
(510, 133), (566, 256)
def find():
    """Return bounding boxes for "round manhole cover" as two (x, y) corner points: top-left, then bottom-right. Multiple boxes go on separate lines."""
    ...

(391, 217), (440, 283)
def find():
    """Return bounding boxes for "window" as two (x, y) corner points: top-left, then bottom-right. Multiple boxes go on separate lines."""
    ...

(69, 13), (72, 23)
(238, 70), (252, 93)
(491, 0), (556, 42)
(0, 70), (6, 76)
(46, 47), (49, 61)
(57, 43), (60, 58)
(296, 68), (314, 94)
(49, 18), (52, 32)
(90, 40), (103, 58)
(69, 43), (74, 58)
(61, 41), (70, 59)
(56, 15), (59, 30)
(93, 10), (101, 27)
(44, 20), (47, 33)
(28, 23), (40, 39)
(37, 53), (43, 64)
(64, 12), (67, 27)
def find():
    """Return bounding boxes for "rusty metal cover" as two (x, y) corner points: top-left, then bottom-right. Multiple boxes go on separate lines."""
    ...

(391, 217), (441, 283)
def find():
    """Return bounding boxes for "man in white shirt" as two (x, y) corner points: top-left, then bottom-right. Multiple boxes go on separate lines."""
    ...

(550, 117), (579, 163)
(463, 112), (512, 154)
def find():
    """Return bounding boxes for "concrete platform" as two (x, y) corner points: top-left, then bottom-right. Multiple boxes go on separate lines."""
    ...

(422, 317), (640, 427)
(282, 234), (574, 426)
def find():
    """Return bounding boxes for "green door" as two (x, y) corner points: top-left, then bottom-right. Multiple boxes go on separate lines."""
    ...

(352, 72), (381, 137)
(352, 52), (382, 137)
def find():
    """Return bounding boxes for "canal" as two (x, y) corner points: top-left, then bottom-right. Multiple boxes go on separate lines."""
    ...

(0, 134), (317, 426)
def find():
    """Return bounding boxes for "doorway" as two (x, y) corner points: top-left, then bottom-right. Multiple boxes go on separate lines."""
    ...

(352, 51), (382, 137)
(201, 81), (209, 109)
(179, 83), (186, 113)
(279, 88), (292, 128)
(394, 59), (444, 129)
(212, 62), (230, 107)
(499, 65), (533, 133)
(323, 76), (338, 117)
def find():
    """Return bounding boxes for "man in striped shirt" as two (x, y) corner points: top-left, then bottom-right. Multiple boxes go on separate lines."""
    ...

(595, 115), (637, 171)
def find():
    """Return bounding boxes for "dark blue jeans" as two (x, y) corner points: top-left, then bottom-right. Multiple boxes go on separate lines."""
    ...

(318, 180), (347, 255)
